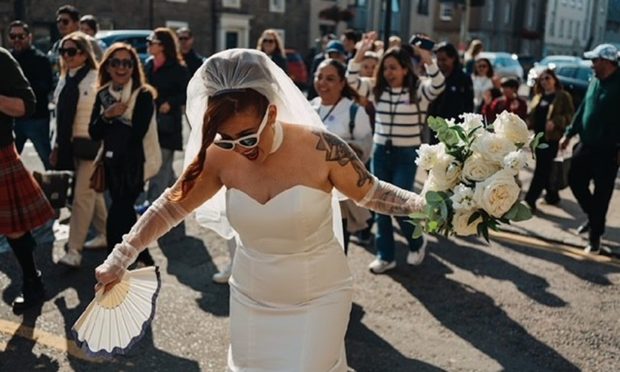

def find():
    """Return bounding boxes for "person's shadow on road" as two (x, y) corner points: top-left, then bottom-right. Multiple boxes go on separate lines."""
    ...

(345, 302), (444, 372)
(385, 248), (579, 372)
(157, 222), (230, 317)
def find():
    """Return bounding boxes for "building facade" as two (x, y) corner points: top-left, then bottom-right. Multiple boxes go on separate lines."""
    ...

(2, 0), (311, 57)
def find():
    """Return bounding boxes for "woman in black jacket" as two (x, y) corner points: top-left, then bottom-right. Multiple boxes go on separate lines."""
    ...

(427, 42), (474, 143)
(144, 27), (189, 203)
(89, 43), (158, 266)
(257, 29), (288, 74)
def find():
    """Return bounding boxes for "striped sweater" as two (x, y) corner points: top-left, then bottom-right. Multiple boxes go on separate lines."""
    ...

(347, 60), (445, 147)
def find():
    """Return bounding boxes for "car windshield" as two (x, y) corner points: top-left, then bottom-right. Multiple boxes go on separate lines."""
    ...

(539, 56), (578, 65)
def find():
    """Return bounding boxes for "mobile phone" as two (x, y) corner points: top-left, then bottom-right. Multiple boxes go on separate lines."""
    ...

(409, 35), (435, 51)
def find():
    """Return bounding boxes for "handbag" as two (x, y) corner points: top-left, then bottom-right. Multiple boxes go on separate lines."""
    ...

(32, 170), (73, 209)
(143, 111), (162, 181)
(89, 147), (106, 193)
(72, 137), (102, 160)
(548, 155), (571, 191)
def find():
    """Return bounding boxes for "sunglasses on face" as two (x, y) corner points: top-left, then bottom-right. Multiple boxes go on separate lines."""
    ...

(147, 39), (162, 45)
(109, 58), (134, 69)
(540, 76), (552, 81)
(178, 36), (190, 41)
(9, 33), (27, 40)
(213, 108), (270, 151)
(262, 39), (275, 44)
(59, 47), (80, 57)
(56, 18), (71, 25)
(476, 64), (488, 69)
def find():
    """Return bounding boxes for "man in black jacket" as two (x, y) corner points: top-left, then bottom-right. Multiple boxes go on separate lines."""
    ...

(176, 27), (204, 77)
(9, 20), (54, 169)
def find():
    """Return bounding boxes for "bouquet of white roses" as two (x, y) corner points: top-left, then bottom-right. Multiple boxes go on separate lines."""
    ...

(410, 111), (546, 241)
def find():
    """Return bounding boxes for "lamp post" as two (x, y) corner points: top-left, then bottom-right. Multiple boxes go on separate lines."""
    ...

(383, 0), (392, 47)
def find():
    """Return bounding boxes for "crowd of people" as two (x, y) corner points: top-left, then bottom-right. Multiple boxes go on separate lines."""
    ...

(1, 4), (619, 370)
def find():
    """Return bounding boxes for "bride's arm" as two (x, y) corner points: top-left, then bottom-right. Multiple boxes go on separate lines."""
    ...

(95, 148), (224, 289)
(312, 129), (425, 216)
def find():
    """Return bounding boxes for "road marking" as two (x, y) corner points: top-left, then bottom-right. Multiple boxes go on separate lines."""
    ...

(491, 230), (620, 268)
(0, 318), (98, 362)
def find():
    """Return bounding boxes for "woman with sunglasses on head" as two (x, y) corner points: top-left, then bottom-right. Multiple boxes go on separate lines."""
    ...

(524, 69), (574, 211)
(89, 43), (159, 267)
(257, 29), (288, 74)
(52, 31), (108, 268)
(347, 31), (445, 274)
(94, 49), (427, 370)
(144, 28), (190, 205)
(311, 58), (373, 254)
(471, 57), (495, 112)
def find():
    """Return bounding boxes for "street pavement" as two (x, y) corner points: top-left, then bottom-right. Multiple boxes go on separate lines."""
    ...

(0, 138), (619, 371)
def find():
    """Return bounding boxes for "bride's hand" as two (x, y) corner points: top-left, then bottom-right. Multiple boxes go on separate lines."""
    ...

(94, 263), (123, 293)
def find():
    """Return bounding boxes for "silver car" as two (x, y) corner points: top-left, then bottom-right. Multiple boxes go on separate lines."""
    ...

(526, 55), (584, 87)
(477, 52), (524, 83)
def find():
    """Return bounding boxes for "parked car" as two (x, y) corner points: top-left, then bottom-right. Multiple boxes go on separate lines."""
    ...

(554, 63), (593, 108)
(285, 48), (308, 91)
(477, 52), (524, 83)
(526, 55), (584, 87)
(518, 55), (536, 80)
(96, 30), (152, 63)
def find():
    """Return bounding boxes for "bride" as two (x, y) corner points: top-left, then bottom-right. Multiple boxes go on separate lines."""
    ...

(95, 49), (426, 371)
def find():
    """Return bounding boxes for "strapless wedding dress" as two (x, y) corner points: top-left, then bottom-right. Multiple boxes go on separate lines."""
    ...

(225, 185), (353, 372)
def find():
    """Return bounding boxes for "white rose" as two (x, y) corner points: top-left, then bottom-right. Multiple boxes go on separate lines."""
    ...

(473, 169), (521, 218)
(502, 150), (529, 174)
(461, 153), (502, 182)
(493, 111), (531, 146)
(416, 143), (445, 171)
(452, 209), (482, 236)
(459, 113), (485, 136)
(471, 131), (517, 163)
(450, 184), (477, 210)
(428, 154), (461, 191)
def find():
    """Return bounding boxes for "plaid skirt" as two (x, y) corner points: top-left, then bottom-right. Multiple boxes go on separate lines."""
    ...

(0, 144), (55, 234)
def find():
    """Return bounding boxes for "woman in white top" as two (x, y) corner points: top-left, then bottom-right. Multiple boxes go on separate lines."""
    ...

(471, 57), (495, 112)
(311, 58), (373, 253)
(51, 31), (107, 268)
(347, 32), (445, 274)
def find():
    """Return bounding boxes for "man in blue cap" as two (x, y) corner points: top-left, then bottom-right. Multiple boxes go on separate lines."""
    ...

(560, 43), (620, 254)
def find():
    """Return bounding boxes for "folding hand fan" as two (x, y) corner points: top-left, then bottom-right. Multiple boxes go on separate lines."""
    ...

(72, 266), (161, 357)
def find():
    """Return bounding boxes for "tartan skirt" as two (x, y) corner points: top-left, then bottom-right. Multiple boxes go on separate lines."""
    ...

(0, 144), (55, 234)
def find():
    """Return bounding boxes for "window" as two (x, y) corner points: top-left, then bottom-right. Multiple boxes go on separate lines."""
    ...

(418, 0), (429, 15)
(487, 1), (494, 22)
(225, 31), (239, 49)
(576, 22), (580, 40)
(504, 3), (511, 24)
(527, 1), (536, 28)
(223, 0), (241, 8)
(440, 2), (454, 21)
(166, 0), (187, 2)
(165, 20), (189, 31)
(270, 0), (285, 13)
(568, 20), (573, 38)
(559, 18), (564, 38)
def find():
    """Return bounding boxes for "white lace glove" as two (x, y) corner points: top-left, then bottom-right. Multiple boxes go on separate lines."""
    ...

(94, 189), (189, 290)
(355, 176), (426, 216)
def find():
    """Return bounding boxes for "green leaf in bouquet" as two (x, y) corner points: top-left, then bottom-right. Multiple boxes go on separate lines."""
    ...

(425, 191), (444, 205)
(467, 125), (483, 138)
(412, 223), (424, 239)
(514, 202), (533, 221)
(428, 220), (440, 232)
(427, 116), (448, 133)
(409, 211), (428, 220)
(452, 125), (468, 143)
(439, 202), (449, 221)
(537, 143), (549, 149)
(477, 223), (490, 243)
(504, 202), (520, 220)
(439, 128), (460, 147)
(468, 211), (481, 225)
(529, 132), (546, 158)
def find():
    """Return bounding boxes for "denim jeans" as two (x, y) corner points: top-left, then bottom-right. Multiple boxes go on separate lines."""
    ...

(14, 117), (51, 170)
(147, 148), (176, 202)
(371, 143), (423, 262)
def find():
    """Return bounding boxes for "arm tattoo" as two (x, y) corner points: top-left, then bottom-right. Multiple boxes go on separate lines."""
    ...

(312, 129), (372, 187)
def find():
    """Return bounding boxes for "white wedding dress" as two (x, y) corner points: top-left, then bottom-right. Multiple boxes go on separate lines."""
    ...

(225, 185), (353, 372)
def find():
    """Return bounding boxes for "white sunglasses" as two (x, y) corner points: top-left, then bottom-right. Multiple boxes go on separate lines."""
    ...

(213, 108), (270, 151)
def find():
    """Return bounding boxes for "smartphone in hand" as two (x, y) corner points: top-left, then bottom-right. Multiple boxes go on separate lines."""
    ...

(409, 35), (435, 51)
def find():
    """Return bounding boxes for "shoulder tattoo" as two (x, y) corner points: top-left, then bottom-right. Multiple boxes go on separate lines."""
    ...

(312, 129), (372, 187)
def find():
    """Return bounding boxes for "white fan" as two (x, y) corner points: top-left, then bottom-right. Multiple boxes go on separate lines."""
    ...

(72, 266), (161, 357)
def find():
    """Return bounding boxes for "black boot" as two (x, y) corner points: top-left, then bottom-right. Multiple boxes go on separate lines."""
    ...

(7, 232), (46, 311)
(12, 270), (45, 311)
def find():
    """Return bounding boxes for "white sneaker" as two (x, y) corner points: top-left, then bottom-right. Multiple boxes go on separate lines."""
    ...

(407, 235), (428, 266)
(83, 234), (107, 250)
(59, 249), (82, 268)
(212, 264), (232, 284)
(368, 258), (396, 274)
